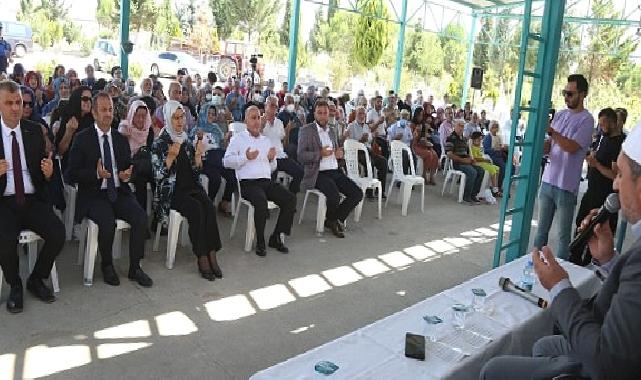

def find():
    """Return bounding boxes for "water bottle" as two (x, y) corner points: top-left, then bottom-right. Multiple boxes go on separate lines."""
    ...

(520, 260), (535, 292)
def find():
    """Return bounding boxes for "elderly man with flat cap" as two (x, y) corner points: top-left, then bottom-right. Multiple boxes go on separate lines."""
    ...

(481, 122), (641, 380)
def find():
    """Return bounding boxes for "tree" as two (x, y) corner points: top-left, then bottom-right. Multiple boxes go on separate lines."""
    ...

(153, 0), (182, 47)
(473, 17), (492, 70)
(354, 0), (391, 70)
(310, 10), (356, 55)
(404, 27), (444, 78)
(210, 0), (237, 40)
(96, 0), (118, 31)
(280, 0), (292, 46)
(129, 0), (157, 32)
(440, 23), (467, 101)
(579, 0), (639, 83)
(328, 0), (338, 21)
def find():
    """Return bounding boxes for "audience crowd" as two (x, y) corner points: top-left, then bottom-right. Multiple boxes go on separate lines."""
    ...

(0, 62), (630, 314)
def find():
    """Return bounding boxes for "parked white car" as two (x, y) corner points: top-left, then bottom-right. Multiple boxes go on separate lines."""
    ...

(149, 51), (207, 78)
(91, 39), (119, 72)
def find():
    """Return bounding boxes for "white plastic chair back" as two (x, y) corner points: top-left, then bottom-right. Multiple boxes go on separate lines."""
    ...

(229, 122), (247, 135)
(390, 140), (415, 176)
(344, 140), (373, 180)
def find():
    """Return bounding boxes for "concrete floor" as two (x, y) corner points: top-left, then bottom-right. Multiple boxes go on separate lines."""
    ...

(0, 176), (626, 380)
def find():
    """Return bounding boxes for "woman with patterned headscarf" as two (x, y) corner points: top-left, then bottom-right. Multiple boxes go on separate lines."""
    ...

(41, 76), (70, 117)
(151, 100), (222, 281)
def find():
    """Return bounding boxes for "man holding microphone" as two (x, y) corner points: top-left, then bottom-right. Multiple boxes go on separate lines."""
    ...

(481, 122), (641, 380)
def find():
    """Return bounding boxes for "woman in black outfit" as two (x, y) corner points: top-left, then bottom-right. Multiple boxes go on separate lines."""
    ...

(55, 86), (95, 174)
(151, 100), (222, 281)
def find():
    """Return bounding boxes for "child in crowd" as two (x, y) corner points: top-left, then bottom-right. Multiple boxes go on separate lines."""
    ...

(470, 131), (502, 198)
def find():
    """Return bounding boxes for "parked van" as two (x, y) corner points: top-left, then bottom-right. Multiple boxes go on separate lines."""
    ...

(0, 21), (33, 58)
(92, 39), (119, 72)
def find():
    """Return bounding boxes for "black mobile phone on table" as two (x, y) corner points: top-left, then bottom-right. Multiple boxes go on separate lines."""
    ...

(405, 333), (426, 361)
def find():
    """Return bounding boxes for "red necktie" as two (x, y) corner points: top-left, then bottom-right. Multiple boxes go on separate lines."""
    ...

(11, 131), (25, 206)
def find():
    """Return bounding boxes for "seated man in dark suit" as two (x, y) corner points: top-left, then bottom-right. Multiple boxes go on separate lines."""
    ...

(298, 99), (362, 238)
(0, 79), (65, 313)
(66, 92), (152, 287)
(480, 124), (641, 380)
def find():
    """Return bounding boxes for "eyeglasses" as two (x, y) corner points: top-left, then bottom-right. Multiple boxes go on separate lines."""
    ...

(81, 96), (92, 102)
(562, 90), (576, 98)
(23, 101), (33, 108)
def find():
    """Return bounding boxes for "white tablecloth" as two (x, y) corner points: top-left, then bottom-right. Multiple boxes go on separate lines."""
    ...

(251, 257), (601, 380)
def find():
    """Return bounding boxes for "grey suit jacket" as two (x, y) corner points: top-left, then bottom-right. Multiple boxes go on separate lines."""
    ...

(550, 237), (641, 380)
(297, 122), (339, 191)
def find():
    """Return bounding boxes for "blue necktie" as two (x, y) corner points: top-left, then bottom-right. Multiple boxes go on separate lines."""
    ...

(102, 134), (117, 202)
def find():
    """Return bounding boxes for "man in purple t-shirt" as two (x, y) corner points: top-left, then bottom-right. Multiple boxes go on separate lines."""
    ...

(533, 74), (594, 259)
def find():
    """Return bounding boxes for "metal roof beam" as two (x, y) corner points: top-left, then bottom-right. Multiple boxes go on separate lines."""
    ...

(474, 11), (640, 26)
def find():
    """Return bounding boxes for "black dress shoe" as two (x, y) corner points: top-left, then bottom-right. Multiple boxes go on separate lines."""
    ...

(102, 264), (120, 286)
(209, 260), (223, 279)
(26, 276), (55, 303)
(268, 234), (289, 254)
(6, 283), (23, 314)
(256, 244), (267, 257)
(128, 267), (153, 288)
(327, 220), (345, 238)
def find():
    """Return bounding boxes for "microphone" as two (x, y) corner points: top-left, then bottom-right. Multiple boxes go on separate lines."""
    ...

(569, 193), (620, 252)
(499, 277), (548, 309)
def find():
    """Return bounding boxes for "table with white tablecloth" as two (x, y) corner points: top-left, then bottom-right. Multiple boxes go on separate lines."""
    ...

(251, 257), (601, 380)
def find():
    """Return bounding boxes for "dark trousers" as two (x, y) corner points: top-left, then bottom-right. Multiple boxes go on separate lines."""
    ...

(315, 169), (363, 223)
(202, 160), (236, 202)
(453, 163), (484, 200)
(132, 177), (153, 210)
(86, 191), (149, 268)
(488, 151), (507, 188)
(0, 196), (65, 285)
(285, 143), (298, 163)
(375, 136), (390, 159)
(275, 157), (304, 193)
(240, 179), (296, 245)
(358, 149), (387, 194)
(172, 189), (222, 257)
(401, 149), (417, 175)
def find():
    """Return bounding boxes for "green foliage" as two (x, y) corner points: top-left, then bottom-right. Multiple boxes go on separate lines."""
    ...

(404, 28), (444, 78)
(310, 11), (356, 55)
(579, 0), (639, 83)
(354, 0), (390, 70)
(440, 23), (467, 101)
(210, 0), (237, 40)
(129, 63), (143, 80)
(280, 0), (292, 46)
(35, 60), (58, 79)
(81, 37), (97, 57)
(96, 0), (118, 31)
(62, 22), (81, 44)
(153, 0), (183, 47)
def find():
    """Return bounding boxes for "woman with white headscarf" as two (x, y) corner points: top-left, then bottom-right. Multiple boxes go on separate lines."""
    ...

(151, 100), (222, 281)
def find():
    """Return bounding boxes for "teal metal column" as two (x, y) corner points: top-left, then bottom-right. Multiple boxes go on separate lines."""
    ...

(503, 0), (566, 263)
(287, 0), (301, 92)
(392, 0), (408, 94)
(119, 0), (131, 79)
(461, 12), (478, 106)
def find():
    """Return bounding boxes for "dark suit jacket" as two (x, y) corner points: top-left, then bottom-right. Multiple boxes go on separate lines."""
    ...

(66, 125), (132, 221)
(0, 118), (49, 202)
(297, 122), (339, 191)
(550, 237), (641, 380)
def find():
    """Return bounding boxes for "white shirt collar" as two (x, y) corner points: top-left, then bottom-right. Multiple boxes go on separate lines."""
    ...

(632, 220), (641, 239)
(95, 124), (112, 138)
(1, 119), (21, 138)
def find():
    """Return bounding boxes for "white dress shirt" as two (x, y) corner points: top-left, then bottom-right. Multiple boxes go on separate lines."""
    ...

(223, 130), (277, 180)
(95, 125), (121, 189)
(262, 117), (287, 159)
(2, 120), (36, 196)
(366, 108), (387, 137)
(346, 122), (373, 147)
(317, 124), (338, 171)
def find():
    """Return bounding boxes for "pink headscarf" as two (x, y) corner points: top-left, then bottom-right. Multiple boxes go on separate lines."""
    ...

(120, 100), (152, 154)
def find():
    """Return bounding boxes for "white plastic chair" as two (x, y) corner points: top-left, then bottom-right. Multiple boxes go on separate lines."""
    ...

(230, 176), (279, 252)
(441, 155), (467, 203)
(386, 141), (425, 216)
(153, 209), (189, 269)
(62, 184), (77, 241)
(0, 231), (60, 297)
(343, 139), (382, 221)
(77, 219), (131, 286)
(298, 189), (327, 235)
